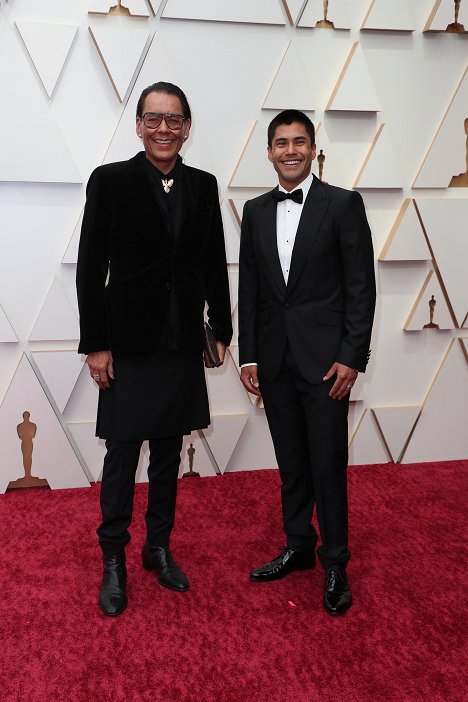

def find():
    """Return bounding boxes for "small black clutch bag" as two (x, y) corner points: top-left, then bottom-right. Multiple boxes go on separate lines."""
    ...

(203, 323), (221, 368)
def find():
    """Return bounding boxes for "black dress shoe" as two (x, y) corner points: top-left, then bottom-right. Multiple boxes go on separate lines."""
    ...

(99, 552), (127, 617)
(323, 568), (352, 616)
(142, 542), (189, 592)
(249, 547), (316, 582)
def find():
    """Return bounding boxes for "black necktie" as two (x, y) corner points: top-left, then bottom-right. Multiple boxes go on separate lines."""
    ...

(272, 188), (303, 204)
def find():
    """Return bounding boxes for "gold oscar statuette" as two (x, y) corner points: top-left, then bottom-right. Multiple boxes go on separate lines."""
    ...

(183, 443), (200, 478)
(318, 149), (326, 181)
(449, 118), (468, 187)
(446, 0), (465, 32)
(423, 295), (440, 329)
(8, 411), (49, 489)
(316, 0), (334, 28)
(108, 1), (131, 16)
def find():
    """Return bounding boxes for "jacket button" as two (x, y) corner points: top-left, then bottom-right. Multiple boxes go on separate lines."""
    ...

(284, 302), (290, 309)
(165, 282), (171, 291)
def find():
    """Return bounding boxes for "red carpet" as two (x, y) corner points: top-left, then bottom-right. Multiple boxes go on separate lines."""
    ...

(0, 462), (466, 702)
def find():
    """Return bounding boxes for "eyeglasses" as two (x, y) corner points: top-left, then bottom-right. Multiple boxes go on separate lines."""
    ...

(141, 112), (185, 130)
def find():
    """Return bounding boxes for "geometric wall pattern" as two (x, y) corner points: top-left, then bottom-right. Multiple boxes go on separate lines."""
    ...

(0, 2), (467, 492)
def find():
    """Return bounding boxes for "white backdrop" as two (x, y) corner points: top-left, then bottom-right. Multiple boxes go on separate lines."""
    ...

(0, 0), (467, 490)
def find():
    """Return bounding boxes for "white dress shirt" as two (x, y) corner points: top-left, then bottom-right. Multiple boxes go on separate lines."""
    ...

(276, 172), (314, 283)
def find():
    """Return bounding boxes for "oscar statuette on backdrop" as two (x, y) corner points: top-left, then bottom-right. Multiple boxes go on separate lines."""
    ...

(423, 295), (440, 329)
(318, 149), (326, 181)
(108, 1), (131, 16)
(316, 0), (334, 28)
(446, 0), (465, 32)
(8, 411), (48, 489)
(183, 443), (200, 478)
(449, 118), (468, 187)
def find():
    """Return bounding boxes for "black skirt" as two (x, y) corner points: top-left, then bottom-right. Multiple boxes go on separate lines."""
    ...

(96, 347), (210, 441)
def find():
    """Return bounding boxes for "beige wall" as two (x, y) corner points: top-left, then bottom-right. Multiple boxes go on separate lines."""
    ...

(0, 0), (467, 490)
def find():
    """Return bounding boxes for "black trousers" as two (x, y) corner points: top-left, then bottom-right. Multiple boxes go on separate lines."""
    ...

(97, 435), (183, 557)
(259, 346), (350, 571)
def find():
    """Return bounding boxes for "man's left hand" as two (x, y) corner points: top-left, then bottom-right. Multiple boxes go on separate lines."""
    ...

(323, 362), (358, 400)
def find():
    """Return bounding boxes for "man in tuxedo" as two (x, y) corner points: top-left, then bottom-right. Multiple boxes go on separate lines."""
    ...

(77, 82), (232, 616)
(238, 110), (375, 615)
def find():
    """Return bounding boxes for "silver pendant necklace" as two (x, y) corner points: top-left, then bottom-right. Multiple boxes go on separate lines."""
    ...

(161, 178), (174, 194)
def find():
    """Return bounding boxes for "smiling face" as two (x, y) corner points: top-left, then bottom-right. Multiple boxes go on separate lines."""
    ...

(136, 91), (191, 174)
(268, 121), (316, 191)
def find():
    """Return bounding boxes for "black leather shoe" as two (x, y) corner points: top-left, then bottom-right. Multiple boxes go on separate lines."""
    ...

(249, 547), (316, 582)
(142, 542), (189, 592)
(323, 568), (352, 616)
(99, 552), (127, 617)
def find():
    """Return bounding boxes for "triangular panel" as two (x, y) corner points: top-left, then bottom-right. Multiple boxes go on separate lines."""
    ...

(354, 124), (404, 189)
(298, 0), (351, 29)
(0, 304), (18, 342)
(424, 0), (468, 32)
(162, 0), (286, 25)
(312, 123), (346, 188)
(229, 121), (277, 188)
(379, 199), (430, 261)
(348, 408), (390, 465)
(416, 198), (468, 327)
(68, 421), (106, 482)
(32, 351), (85, 413)
(326, 43), (381, 112)
(361, 0), (415, 31)
(402, 340), (468, 462)
(179, 431), (217, 477)
(413, 68), (468, 188)
(404, 270), (454, 331)
(62, 209), (83, 264)
(0, 28), (81, 182)
(221, 200), (240, 264)
(202, 414), (248, 474)
(29, 277), (79, 341)
(371, 406), (420, 463)
(0, 355), (89, 492)
(229, 199), (248, 226)
(15, 21), (77, 98)
(104, 35), (216, 175)
(88, 25), (152, 101)
(88, 1), (150, 17)
(281, 0), (308, 25)
(263, 41), (316, 111)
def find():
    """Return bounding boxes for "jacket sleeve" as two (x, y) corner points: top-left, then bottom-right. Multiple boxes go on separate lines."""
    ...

(76, 168), (111, 354)
(204, 175), (233, 346)
(238, 200), (259, 365)
(336, 191), (376, 372)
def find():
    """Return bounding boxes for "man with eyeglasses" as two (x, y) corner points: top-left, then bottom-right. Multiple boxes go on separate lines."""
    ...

(76, 82), (232, 616)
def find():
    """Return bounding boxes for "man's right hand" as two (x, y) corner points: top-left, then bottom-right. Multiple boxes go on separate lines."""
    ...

(87, 350), (114, 389)
(240, 364), (261, 396)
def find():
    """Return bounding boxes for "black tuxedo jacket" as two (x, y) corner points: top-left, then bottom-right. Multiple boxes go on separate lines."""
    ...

(77, 153), (232, 355)
(238, 177), (375, 383)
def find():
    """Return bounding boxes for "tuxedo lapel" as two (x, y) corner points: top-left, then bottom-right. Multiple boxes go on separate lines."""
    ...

(287, 179), (330, 293)
(258, 194), (287, 297)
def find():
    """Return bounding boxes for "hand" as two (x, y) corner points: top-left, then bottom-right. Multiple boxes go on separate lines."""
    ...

(323, 362), (357, 400)
(87, 350), (114, 390)
(215, 341), (227, 365)
(240, 364), (261, 396)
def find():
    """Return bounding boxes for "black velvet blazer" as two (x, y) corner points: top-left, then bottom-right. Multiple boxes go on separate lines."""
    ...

(76, 153), (232, 355)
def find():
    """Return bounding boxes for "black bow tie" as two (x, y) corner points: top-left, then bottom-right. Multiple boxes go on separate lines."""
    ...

(272, 188), (303, 204)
